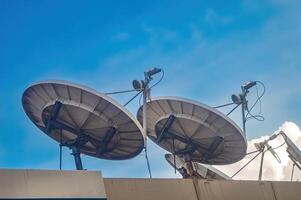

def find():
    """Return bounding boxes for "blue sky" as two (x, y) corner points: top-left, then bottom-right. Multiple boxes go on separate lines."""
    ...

(0, 0), (300, 178)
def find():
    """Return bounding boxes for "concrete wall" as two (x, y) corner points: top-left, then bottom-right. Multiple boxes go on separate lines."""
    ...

(0, 169), (106, 199)
(0, 169), (300, 200)
(104, 178), (301, 200)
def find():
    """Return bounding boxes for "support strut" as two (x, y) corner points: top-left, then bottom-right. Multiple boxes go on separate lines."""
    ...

(71, 146), (83, 170)
(97, 127), (117, 155)
(201, 136), (224, 162)
(46, 101), (62, 133)
(157, 115), (176, 143)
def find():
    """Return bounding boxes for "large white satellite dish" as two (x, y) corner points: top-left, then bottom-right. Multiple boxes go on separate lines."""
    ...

(137, 97), (247, 165)
(22, 80), (144, 169)
(165, 154), (231, 180)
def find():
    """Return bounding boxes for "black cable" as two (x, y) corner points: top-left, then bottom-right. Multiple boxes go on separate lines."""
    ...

(231, 151), (262, 178)
(123, 90), (143, 106)
(232, 142), (286, 178)
(105, 89), (137, 95)
(105, 69), (163, 96)
(247, 83), (263, 113)
(245, 142), (284, 155)
(248, 81), (266, 113)
(125, 69), (164, 178)
(144, 147), (152, 178)
(140, 70), (165, 178)
(255, 85), (262, 115)
(226, 103), (241, 116)
(246, 115), (265, 121)
(213, 102), (236, 109)
(149, 69), (165, 90)
(246, 81), (266, 121)
(139, 92), (143, 107)
(246, 149), (261, 155)
(272, 142), (285, 150)
(122, 69), (164, 107)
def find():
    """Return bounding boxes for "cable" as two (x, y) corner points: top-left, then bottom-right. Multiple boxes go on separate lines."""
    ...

(255, 85), (262, 115)
(149, 69), (164, 90)
(226, 104), (240, 116)
(139, 92), (143, 107)
(142, 70), (164, 178)
(213, 102), (236, 109)
(247, 81), (266, 113)
(246, 149), (261, 155)
(144, 147), (152, 178)
(123, 90), (143, 106)
(105, 89), (137, 95)
(123, 69), (164, 107)
(246, 81), (266, 121)
(244, 141), (284, 156)
(272, 142), (285, 150)
(246, 115), (265, 121)
(231, 142), (285, 178)
(231, 151), (262, 178)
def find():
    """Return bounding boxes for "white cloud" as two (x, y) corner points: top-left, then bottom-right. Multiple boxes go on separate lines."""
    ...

(216, 121), (301, 181)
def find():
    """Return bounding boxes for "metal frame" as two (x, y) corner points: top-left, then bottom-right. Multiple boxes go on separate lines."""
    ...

(157, 115), (176, 143)
(155, 114), (224, 177)
(45, 101), (119, 170)
(96, 127), (117, 156)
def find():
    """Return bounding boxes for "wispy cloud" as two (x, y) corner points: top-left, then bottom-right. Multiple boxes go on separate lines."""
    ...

(217, 121), (301, 181)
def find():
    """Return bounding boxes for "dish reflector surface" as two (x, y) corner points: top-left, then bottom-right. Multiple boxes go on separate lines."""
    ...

(22, 80), (144, 160)
(137, 97), (247, 164)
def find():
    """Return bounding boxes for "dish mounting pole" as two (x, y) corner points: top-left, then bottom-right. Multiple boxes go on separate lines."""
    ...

(133, 67), (162, 178)
(71, 145), (83, 170)
(258, 145), (266, 181)
(142, 82), (149, 144)
(240, 84), (251, 135)
(141, 68), (161, 140)
(231, 81), (257, 135)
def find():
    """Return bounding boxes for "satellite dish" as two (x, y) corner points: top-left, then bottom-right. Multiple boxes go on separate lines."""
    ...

(280, 131), (301, 165)
(137, 97), (247, 165)
(165, 154), (231, 180)
(22, 80), (144, 169)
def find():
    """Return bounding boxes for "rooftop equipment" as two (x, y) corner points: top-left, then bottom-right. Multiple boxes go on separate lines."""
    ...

(165, 154), (231, 180)
(22, 80), (145, 170)
(137, 96), (247, 177)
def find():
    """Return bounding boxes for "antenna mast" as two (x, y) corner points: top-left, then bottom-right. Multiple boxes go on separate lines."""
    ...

(132, 67), (162, 178)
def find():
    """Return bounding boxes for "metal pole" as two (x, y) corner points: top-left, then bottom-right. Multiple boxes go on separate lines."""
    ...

(258, 147), (265, 181)
(241, 101), (246, 134)
(142, 86), (148, 143)
(291, 163), (295, 182)
(71, 146), (83, 170)
(59, 129), (63, 170)
(184, 154), (200, 200)
(192, 176), (201, 200)
(241, 88), (247, 135)
(143, 85), (152, 178)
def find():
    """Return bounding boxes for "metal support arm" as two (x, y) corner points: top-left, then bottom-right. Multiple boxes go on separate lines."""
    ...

(157, 115), (176, 143)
